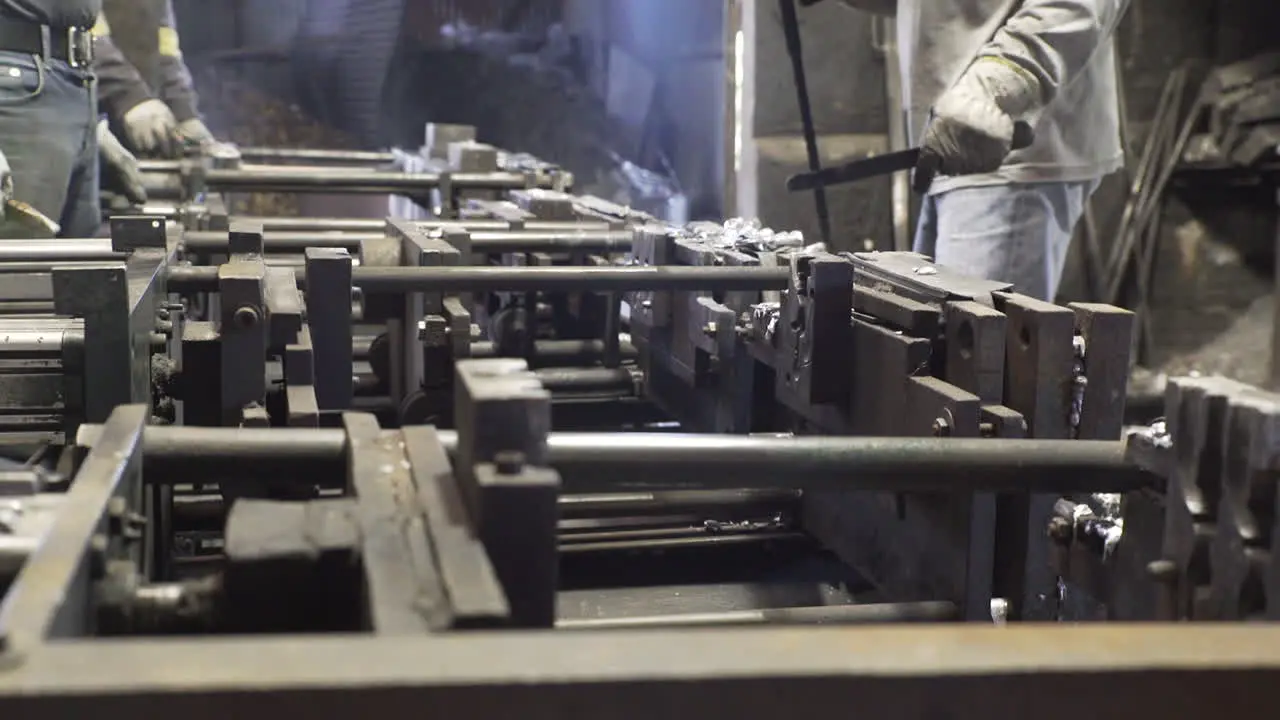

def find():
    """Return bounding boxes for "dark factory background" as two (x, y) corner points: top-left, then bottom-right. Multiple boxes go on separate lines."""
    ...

(169, 0), (1280, 391)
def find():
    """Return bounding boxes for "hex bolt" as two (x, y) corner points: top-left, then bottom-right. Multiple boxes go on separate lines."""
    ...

(931, 417), (951, 437)
(232, 305), (260, 329)
(494, 451), (526, 475)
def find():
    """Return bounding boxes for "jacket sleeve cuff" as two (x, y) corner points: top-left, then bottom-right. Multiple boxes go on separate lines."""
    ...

(102, 86), (157, 124)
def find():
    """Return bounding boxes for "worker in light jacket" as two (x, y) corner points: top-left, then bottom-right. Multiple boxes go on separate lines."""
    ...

(840, 0), (1129, 301)
(92, 0), (217, 158)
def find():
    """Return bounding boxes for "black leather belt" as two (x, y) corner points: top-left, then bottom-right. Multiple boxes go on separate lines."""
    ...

(0, 16), (93, 67)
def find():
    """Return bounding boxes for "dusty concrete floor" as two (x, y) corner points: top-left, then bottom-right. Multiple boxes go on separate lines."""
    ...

(1155, 293), (1273, 387)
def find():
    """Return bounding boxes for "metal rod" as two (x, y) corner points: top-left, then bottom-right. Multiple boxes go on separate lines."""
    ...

(182, 231), (375, 252)
(235, 148), (396, 165)
(470, 339), (639, 365)
(0, 239), (122, 262)
(166, 266), (790, 294)
(235, 217), (387, 232)
(139, 427), (1144, 494)
(142, 426), (348, 485)
(533, 367), (635, 393)
(181, 230), (634, 254)
(555, 601), (959, 629)
(558, 532), (809, 554)
(559, 526), (787, 544)
(558, 489), (800, 516)
(415, 219), (612, 232)
(433, 433), (1147, 494)
(201, 167), (547, 194)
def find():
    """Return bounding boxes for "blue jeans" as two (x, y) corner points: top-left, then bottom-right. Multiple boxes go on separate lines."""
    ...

(0, 51), (98, 238)
(912, 181), (1099, 302)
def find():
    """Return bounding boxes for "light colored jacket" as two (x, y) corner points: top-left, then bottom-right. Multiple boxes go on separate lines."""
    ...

(848, 0), (1129, 193)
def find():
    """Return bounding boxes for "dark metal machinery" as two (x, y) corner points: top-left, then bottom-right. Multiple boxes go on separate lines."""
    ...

(0, 125), (1275, 717)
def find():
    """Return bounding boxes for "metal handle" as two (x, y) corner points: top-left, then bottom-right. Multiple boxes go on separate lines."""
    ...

(911, 121), (1036, 195)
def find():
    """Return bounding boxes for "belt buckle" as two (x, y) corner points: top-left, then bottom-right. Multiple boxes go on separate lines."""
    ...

(66, 27), (93, 68)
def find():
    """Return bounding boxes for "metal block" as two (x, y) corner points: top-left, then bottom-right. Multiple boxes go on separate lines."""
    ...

(109, 215), (167, 253)
(1210, 390), (1280, 620)
(285, 327), (319, 428)
(401, 426), (510, 628)
(424, 123), (477, 159)
(1069, 303), (1135, 440)
(178, 321), (220, 427)
(222, 498), (362, 632)
(782, 253), (854, 406)
(1162, 376), (1234, 619)
(993, 293), (1075, 439)
(452, 358), (554, 627)
(227, 220), (265, 256)
(52, 251), (164, 426)
(944, 300), (1007, 405)
(447, 141), (499, 173)
(509, 189), (577, 221)
(305, 248), (354, 411)
(453, 359), (551, 487)
(217, 260), (267, 424)
(342, 413), (447, 633)
(991, 292), (1076, 620)
(264, 267), (302, 351)
(470, 459), (560, 629)
(849, 320), (931, 436)
(627, 224), (675, 330)
(854, 286), (941, 338)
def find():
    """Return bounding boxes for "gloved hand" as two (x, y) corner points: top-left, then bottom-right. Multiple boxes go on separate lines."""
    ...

(176, 117), (215, 146)
(0, 146), (12, 207)
(122, 98), (180, 158)
(922, 57), (1041, 177)
(98, 120), (148, 206)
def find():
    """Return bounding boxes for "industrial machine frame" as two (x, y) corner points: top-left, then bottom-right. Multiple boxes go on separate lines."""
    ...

(0, 405), (1277, 719)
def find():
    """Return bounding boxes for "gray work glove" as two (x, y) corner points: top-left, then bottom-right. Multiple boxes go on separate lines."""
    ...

(0, 148), (59, 238)
(177, 117), (215, 146)
(123, 98), (180, 158)
(0, 146), (11, 208)
(922, 57), (1041, 177)
(98, 120), (148, 206)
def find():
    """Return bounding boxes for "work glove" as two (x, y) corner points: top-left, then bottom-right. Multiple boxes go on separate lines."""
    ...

(0, 146), (11, 208)
(98, 120), (148, 206)
(0, 148), (60, 238)
(176, 117), (215, 146)
(922, 57), (1041, 177)
(123, 98), (180, 158)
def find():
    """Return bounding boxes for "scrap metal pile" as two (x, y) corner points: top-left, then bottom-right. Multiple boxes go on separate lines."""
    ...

(0, 124), (1275, 716)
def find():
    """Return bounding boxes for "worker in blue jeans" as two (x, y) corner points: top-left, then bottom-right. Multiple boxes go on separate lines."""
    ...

(839, 0), (1129, 301)
(0, 1), (145, 237)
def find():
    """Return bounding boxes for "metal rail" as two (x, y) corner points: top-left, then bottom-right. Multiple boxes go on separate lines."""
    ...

(0, 626), (1278, 717)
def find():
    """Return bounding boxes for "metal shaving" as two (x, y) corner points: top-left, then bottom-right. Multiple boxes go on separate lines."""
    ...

(1068, 502), (1125, 562)
(1069, 334), (1088, 435)
(702, 513), (788, 534)
(677, 217), (807, 254)
(752, 302), (782, 343)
